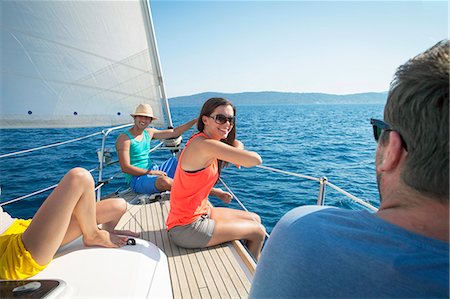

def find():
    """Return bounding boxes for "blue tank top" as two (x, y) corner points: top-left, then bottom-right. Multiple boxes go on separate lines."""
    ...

(123, 130), (152, 183)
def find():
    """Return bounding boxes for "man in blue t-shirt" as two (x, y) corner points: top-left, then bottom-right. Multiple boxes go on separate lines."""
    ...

(250, 40), (449, 298)
(116, 104), (197, 195)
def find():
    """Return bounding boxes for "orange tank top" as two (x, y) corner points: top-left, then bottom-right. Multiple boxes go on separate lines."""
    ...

(166, 132), (218, 230)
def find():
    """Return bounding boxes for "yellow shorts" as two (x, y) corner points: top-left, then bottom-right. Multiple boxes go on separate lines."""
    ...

(0, 219), (49, 279)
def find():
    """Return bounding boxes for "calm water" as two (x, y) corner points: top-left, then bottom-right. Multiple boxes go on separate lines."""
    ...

(0, 104), (384, 233)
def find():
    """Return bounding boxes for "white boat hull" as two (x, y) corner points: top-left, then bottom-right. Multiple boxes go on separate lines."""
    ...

(33, 238), (172, 298)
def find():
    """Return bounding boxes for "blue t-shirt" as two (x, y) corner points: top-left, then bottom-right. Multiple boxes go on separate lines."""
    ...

(250, 206), (449, 298)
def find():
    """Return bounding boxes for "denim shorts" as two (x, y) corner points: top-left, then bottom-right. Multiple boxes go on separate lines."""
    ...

(168, 215), (215, 248)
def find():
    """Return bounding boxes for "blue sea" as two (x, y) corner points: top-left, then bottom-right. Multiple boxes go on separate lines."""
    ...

(0, 104), (384, 234)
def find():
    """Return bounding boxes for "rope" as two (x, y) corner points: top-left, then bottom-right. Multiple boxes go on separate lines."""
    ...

(219, 177), (270, 239)
(256, 165), (320, 182)
(0, 131), (103, 159)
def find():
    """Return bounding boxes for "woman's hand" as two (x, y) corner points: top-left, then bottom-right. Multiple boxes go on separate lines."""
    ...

(211, 188), (232, 204)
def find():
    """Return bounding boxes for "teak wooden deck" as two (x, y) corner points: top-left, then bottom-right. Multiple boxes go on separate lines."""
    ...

(116, 200), (254, 299)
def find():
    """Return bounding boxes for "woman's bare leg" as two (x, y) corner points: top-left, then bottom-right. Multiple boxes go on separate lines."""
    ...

(61, 197), (139, 246)
(207, 207), (266, 260)
(98, 199), (139, 237)
(22, 168), (128, 266)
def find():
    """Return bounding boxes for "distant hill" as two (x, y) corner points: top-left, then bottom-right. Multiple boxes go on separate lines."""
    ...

(169, 91), (388, 107)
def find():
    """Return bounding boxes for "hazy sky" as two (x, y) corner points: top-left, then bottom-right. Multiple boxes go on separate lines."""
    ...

(150, 1), (448, 98)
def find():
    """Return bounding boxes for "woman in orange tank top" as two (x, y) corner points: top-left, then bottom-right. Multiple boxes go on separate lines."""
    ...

(166, 97), (266, 260)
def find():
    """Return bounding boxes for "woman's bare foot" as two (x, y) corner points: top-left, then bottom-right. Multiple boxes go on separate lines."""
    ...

(83, 229), (128, 248)
(110, 229), (140, 238)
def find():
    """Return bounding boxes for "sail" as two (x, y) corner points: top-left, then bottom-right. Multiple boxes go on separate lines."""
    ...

(0, 0), (171, 128)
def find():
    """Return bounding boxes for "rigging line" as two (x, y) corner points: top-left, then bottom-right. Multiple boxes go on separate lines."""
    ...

(0, 167), (100, 207)
(256, 164), (377, 211)
(0, 131), (103, 159)
(255, 165), (320, 182)
(325, 181), (378, 212)
(0, 141), (165, 205)
(0, 184), (58, 207)
(219, 177), (270, 239)
(95, 142), (167, 174)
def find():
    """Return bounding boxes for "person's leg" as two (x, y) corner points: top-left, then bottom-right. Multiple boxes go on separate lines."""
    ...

(154, 176), (173, 192)
(132, 174), (170, 194)
(22, 168), (128, 266)
(158, 156), (178, 178)
(211, 207), (262, 223)
(154, 156), (178, 192)
(97, 198), (139, 237)
(60, 197), (139, 245)
(208, 207), (266, 260)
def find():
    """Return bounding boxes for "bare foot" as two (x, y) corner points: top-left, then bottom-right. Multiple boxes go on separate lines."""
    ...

(111, 229), (140, 238)
(83, 229), (128, 248)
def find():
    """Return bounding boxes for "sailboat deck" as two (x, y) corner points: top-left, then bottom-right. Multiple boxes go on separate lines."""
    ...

(116, 200), (252, 299)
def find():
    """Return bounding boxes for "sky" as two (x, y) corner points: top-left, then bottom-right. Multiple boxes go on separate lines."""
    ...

(150, 1), (448, 98)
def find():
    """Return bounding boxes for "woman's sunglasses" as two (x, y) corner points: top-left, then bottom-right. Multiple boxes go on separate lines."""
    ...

(209, 114), (235, 125)
(370, 118), (408, 150)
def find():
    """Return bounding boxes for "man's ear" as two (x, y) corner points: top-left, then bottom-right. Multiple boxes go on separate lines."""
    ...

(378, 131), (405, 172)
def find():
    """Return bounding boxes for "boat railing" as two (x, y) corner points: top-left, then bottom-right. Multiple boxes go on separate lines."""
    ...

(0, 126), (379, 217)
(254, 165), (378, 212)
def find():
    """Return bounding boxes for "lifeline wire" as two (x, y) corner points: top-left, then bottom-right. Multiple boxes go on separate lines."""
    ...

(219, 177), (270, 239)
(0, 131), (103, 159)
(0, 167), (98, 207)
(0, 142), (167, 206)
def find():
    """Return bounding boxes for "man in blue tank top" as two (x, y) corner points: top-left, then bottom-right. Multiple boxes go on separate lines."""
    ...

(250, 40), (449, 298)
(116, 104), (197, 195)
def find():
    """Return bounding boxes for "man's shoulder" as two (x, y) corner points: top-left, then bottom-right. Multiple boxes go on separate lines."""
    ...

(277, 205), (335, 227)
(116, 132), (131, 142)
(273, 205), (368, 239)
(144, 128), (156, 138)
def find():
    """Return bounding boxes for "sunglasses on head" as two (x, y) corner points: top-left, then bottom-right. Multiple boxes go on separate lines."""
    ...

(209, 114), (235, 125)
(370, 118), (408, 150)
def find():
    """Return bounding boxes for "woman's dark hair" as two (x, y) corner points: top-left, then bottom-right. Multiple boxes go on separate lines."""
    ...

(197, 97), (236, 172)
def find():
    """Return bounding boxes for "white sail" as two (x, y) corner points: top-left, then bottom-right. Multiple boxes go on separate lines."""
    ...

(0, 0), (171, 128)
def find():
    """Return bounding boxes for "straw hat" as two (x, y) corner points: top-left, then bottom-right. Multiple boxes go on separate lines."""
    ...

(130, 103), (158, 119)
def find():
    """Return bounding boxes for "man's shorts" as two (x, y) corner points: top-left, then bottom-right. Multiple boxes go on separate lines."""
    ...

(168, 215), (215, 248)
(0, 219), (49, 279)
(130, 156), (178, 194)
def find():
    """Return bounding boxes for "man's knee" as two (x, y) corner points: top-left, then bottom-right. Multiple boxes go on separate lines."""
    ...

(155, 176), (173, 191)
